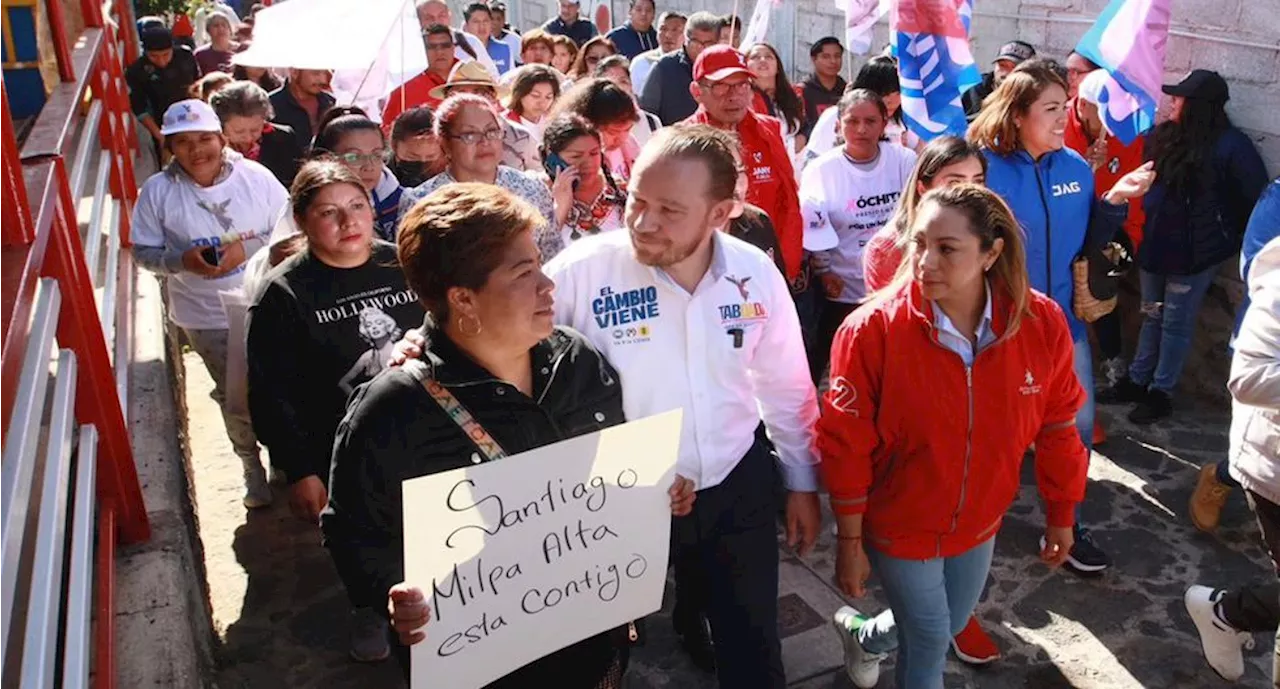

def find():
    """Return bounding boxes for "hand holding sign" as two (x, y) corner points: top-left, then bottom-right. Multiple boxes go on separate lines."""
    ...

(402, 410), (683, 689)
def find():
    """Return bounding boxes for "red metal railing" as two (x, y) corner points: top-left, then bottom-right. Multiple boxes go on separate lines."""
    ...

(1, 0), (149, 686)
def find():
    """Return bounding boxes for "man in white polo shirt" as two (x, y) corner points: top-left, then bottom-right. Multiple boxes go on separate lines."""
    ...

(545, 125), (820, 688)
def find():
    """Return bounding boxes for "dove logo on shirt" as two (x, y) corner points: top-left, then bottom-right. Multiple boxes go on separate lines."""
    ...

(592, 285), (660, 329)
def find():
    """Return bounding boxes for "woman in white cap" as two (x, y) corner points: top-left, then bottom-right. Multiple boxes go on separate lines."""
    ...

(131, 98), (290, 509)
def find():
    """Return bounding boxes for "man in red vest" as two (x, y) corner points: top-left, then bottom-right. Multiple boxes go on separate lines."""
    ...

(683, 45), (803, 282)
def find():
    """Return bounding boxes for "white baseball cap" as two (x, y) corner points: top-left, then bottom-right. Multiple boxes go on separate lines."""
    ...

(160, 99), (223, 136)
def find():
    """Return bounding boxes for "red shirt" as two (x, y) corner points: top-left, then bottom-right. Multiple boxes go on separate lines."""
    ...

(818, 282), (1088, 559)
(1064, 99), (1147, 247)
(381, 63), (456, 130)
(684, 108), (804, 280)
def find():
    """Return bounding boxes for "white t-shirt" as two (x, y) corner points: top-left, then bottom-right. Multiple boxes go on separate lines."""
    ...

(132, 159), (289, 329)
(800, 143), (917, 304)
(797, 107), (920, 175)
(629, 49), (664, 96)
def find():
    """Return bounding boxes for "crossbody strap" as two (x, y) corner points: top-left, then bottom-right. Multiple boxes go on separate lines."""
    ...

(403, 360), (508, 462)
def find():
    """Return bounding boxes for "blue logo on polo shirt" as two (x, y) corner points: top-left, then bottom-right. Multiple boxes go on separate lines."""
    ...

(591, 286), (659, 329)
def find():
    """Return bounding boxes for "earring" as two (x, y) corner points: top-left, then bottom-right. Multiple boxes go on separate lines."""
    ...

(457, 314), (483, 337)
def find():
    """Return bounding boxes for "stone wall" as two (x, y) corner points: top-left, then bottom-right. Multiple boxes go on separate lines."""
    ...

(508, 0), (1279, 402)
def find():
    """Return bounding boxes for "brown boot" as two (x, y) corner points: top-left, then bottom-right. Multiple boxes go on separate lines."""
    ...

(1190, 464), (1231, 532)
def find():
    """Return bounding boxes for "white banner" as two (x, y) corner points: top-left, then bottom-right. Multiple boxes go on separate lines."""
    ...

(836, 0), (890, 54)
(739, 0), (779, 49)
(404, 410), (683, 689)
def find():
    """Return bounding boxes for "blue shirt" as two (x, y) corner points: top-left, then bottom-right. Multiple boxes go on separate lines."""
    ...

(931, 283), (997, 366)
(484, 37), (514, 75)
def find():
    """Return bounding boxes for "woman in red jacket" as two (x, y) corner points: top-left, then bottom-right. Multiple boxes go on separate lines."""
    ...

(818, 184), (1089, 689)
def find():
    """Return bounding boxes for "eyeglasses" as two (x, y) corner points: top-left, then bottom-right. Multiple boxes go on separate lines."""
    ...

(426, 41), (455, 51)
(336, 150), (388, 167)
(707, 80), (752, 97)
(447, 128), (503, 145)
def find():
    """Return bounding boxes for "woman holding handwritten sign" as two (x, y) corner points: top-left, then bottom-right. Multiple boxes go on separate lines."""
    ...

(322, 183), (694, 686)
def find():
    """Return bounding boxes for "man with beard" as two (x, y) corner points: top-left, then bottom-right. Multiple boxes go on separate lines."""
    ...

(269, 68), (336, 150)
(545, 125), (820, 689)
(390, 126), (820, 688)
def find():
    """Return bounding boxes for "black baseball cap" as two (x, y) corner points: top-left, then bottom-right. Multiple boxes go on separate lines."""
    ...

(994, 40), (1035, 65)
(1162, 69), (1229, 102)
(141, 26), (173, 51)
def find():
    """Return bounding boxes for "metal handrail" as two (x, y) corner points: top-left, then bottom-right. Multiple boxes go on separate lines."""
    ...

(1, 1), (151, 686)
(0, 278), (62, 673)
(19, 349), (79, 688)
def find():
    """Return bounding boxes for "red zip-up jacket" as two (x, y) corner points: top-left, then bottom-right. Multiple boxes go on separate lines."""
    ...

(684, 107), (804, 280)
(817, 281), (1088, 560)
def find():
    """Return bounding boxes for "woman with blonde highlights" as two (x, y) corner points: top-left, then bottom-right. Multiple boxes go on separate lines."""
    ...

(970, 59), (1155, 575)
(819, 184), (1087, 689)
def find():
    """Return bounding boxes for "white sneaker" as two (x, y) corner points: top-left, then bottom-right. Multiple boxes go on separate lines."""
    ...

(1185, 585), (1254, 681)
(833, 606), (886, 689)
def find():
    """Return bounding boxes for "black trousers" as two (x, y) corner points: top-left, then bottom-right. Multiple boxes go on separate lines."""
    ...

(1219, 490), (1280, 632)
(808, 300), (858, 385)
(670, 433), (786, 689)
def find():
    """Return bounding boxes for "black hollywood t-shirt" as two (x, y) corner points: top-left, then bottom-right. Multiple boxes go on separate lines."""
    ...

(247, 240), (423, 484)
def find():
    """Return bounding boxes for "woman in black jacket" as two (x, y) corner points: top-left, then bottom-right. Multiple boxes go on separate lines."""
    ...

(323, 183), (694, 686)
(246, 160), (424, 662)
(1100, 70), (1268, 424)
(209, 80), (304, 186)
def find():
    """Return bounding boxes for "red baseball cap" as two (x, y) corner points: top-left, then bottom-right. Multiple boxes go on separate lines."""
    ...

(693, 44), (752, 83)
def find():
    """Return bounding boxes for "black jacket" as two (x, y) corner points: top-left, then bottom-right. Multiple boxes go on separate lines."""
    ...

(322, 322), (625, 686)
(1140, 127), (1269, 275)
(638, 48), (697, 126)
(125, 47), (200, 121)
(962, 72), (996, 121)
(268, 82), (336, 152)
(256, 122), (305, 187)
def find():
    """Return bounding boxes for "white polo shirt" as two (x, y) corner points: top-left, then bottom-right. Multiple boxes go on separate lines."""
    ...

(544, 230), (820, 493)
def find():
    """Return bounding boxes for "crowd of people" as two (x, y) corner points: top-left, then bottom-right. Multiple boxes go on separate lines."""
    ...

(124, 0), (1278, 687)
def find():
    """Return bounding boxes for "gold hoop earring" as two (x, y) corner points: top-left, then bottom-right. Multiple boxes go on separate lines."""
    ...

(457, 314), (483, 337)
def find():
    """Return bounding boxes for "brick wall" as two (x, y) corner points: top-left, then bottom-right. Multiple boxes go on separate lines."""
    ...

(510, 0), (1279, 401)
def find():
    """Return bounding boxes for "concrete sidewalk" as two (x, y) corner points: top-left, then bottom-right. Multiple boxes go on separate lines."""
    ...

(181, 352), (1274, 688)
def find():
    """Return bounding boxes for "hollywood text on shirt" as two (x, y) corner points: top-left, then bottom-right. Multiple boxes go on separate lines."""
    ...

(591, 285), (659, 344)
(313, 286), (419, 325)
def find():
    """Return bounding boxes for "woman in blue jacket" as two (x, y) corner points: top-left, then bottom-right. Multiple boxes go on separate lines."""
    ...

(968, 59), (1154, 576)
(1099, 70), (1268, 425)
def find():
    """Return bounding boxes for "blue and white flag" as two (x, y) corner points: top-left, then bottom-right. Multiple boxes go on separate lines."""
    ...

(891, 0), (980, 141)
(1074, 0), (1172, 144)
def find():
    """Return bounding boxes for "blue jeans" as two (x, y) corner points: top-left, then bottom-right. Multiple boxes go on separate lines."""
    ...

(1072, 337), (1095, 524)
(864, 538), (996, 689)
(1128, 266), (1219, 394)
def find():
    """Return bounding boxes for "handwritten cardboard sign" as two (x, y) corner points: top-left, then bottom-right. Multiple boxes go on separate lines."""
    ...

(403, 409), (683, 689)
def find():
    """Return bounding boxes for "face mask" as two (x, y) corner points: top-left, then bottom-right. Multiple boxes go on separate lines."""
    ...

(390, 158), (432, 188)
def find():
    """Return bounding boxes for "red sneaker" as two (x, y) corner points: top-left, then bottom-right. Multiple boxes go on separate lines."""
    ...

(951, 615), (1000, 665)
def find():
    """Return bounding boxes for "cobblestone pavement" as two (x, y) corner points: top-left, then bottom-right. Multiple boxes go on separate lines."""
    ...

(183, 352), (1274, 688)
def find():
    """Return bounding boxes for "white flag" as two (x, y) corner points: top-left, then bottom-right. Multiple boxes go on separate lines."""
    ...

(739, 0), (782, 48)
(835, 0), (890, 54)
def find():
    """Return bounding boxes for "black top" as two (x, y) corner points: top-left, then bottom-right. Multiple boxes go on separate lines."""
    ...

(322, 323), (625, 687)
(638, 48), (697, 126)
(800, 75), (846, 139)
(257, 122), (305, 187)
(541, 16), (599, 46)
(268, 82), (337, 152)
(246, 241), (423, 485)
(962, 72), (996, 121)
(730, 203), (786, 277)
(125, 47), (201, 121)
